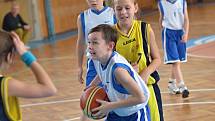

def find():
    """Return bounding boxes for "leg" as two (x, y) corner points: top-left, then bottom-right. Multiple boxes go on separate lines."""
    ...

(172, 62), (189, 98)
(14, 28), (24, 41)
(22, 29), (30, 44)
(14, 28), (29, 44)
(172, 62), (184, 82)
(168, 64), (180, 94)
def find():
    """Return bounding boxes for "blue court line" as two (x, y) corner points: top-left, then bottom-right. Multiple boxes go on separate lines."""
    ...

(187, 35), (215, 48)
(28, 29), (77, 49)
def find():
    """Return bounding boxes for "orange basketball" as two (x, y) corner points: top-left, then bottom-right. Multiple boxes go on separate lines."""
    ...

(80, 86), (109, 119)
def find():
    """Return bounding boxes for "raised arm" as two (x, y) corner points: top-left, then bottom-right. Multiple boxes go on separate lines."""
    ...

(8, 32), (57, 98)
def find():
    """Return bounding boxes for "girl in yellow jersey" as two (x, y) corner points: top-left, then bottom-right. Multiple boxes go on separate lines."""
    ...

(113, 0), (164, 121)
(0, 31), (56, 121)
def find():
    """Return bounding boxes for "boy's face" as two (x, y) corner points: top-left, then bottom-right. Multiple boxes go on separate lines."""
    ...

(88, 32), (112, 61)
(86, 0), (104, 10)
(114, 0), (138, 25)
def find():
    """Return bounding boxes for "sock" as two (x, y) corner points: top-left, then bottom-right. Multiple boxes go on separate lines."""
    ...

(169, 78), (176, 83)
(179, 80), (185, 87)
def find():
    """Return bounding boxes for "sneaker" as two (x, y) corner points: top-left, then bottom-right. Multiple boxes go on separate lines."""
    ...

(168, 81), (180, 94)
(179, 85), (189, 98)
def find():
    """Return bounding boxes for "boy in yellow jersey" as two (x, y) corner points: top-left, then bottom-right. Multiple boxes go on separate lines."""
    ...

(113, 0), (164, 121)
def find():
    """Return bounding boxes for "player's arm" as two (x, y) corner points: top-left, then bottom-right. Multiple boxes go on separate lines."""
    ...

(76, 14), (86, 84)
(182, 2), (189, 43)
(8, 32), (57, 98)
(139, 26), (161, 82)
(112, 68), (146, 107)
(158, 3), (163, 29)
(92, 67), (146, 116)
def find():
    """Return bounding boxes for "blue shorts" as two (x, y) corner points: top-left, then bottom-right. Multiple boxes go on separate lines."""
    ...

(86, 59), (103, 87)
(162, 28), (187, 64)
(105, 106), (151, 121)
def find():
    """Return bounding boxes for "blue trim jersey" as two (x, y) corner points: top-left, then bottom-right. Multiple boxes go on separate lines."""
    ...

(93, 52), (150, 120)
(80, 6), (116, 44)
(159, 0), (187, 30)
(80, 6), (116, 86)
(159, 0), (188, 64)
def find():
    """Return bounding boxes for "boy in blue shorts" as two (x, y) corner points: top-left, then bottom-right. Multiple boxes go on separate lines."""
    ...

(158, 0), (190, 98)
(76, 0), (116, 120)
(76, 0), (116, 86)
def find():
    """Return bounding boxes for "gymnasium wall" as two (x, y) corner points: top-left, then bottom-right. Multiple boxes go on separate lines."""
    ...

(1, 0), (213, 41)
(50, 0), (88, 34)
(38, 0), (48, 38)
(0, 0), (167, 41)
(137, 0), (156, 9)
(44, 0), (154, 36)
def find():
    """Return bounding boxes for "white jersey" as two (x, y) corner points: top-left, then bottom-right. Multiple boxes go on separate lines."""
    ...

(93, 52), (150, 117)
(81, 7), (116, 43)
(159, 0), (187, 30)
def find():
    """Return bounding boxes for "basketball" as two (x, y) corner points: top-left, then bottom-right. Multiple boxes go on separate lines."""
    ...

(80, 86), (109, 119)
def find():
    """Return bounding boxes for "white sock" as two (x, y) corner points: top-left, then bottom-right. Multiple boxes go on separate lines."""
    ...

(179, 80), (185, 86)
(169, 78), (176, 83)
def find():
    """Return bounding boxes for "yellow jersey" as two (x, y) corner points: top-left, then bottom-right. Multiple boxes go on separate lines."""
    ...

(115, 20), (157, 84)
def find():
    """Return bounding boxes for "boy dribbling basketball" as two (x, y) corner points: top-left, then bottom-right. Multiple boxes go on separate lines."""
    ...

(87, 24), (150, 121)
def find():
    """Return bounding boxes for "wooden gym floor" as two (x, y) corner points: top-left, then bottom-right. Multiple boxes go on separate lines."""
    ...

(6, 2), (215, 121)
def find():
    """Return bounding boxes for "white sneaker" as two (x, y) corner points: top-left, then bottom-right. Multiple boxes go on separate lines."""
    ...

(168, 81), (180, 94)
(179, 85), (189, 98)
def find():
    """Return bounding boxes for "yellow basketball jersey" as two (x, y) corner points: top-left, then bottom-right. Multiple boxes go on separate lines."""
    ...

(115, 20), (156, 84)
(1, 77), (22, 121)
(115, 20), (160, 121)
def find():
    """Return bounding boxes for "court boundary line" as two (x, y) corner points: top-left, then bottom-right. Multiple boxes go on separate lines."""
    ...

(187, 35), (215, 59)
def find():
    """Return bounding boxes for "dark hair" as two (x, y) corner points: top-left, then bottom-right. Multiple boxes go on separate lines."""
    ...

(88, 24), (118, 45)
(0, 30), (15, 65)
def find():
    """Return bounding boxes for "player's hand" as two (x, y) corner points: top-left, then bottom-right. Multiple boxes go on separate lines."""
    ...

(131, 62), (139, 73)
(10, 31), (27, 56)
(140, 68), (150, 84)
(77, 67), (84, 84)
(23, 25), (31, 30)
(92, 99), (110, 118)
(181, 33), (188, 43)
